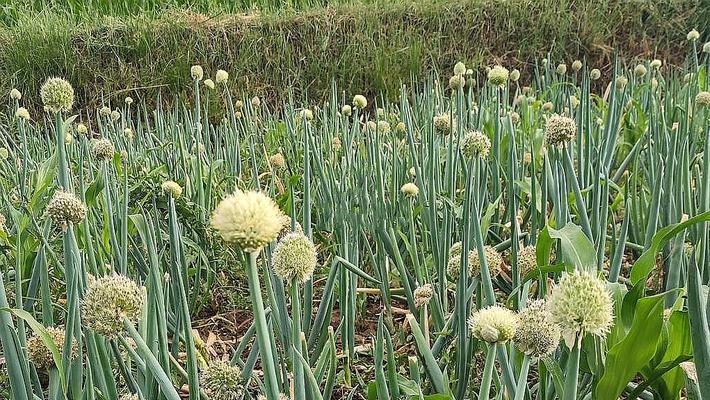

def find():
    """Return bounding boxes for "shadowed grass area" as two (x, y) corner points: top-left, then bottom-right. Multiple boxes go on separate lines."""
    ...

(0, 0), (705, 113)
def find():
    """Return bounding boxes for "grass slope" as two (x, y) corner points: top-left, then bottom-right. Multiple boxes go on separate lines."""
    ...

(0, 0), (705, 113)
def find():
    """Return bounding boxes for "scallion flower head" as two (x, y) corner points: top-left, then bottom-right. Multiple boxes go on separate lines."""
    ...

(191, 65), (204, 81)
(27, 326), (77, 369)
(401, 182), (419, 198)
(270, 153), (286, 170)
(468, 245), (503, 278)
(201, 361), (243, 400)
(510, 69), (520, 82)
(272, 232), (318, 283)
(460, 130), (491, 158)
(687, 29), (700, 41)
(45, 190), (87, 230)
(449, 75), (466, 90)
(413, 284), (433, 307)
(82, 274), (144, 337)
(212, 190), (283, 253)
(487, 65), (509, 87)
(517, 245), (537, 276)
(40, 78), (74, 113)
(433, 113), (454, 134)
(514, 299), (561, 357)
(544, 114), (576, 147)
(353, 95), (367, 109)
(216, 69), (229, 84)
(341, 104), (352, 116)
(548, 271), (613, 347)
(469, 305), (518, 343)
(695, 91), (710, 108)
(634, 64), (647, 78)
(453, 61), (466, 76)
(15, 107), (30, 121)
(91, 138), (115, 162)
(161, 180), (182, 199)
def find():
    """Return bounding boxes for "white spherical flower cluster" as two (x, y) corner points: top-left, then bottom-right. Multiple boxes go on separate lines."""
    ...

(650, 59), (662, 69)
(401, 182), (419, 198)
(687, 29), (700, 42)
(272, 232), (318, 283)
(215, 69), (229, 84)
(201, 362), (242, 400)
(91, 138), (115, 162)
(544, 114), (576, 147)
(76, 123), (88, 135)
(453, 61), (466, 76)
(45, 190), (87, 229)
(211, 190), (284, 253)
(353, 95), (368, 109)
(413, 283), (433, 307)
(510, 69), (520, 82)
(191, 65), (204, 81)
(695, 91), (710, 108)
(81, 274), (144, 338)
(377, 120), (391, 134)
(10, 88), (21, 100)
(433, 113), (454, 134)
(449, 74), (466, 90)
(514, 299), (561, 357)
(556, 64), (567, 75)
(468, 245), (503, 278)
(161, 180), (183, 199)
(634, 64), (647, 78)
(40, 78), (74, 113)
(270, 153), (286, 170)
(27, 326), (77, 370)
(460, 130), (491, 159)
(487, 65), (509, 86)
(446, 241), (464, 278)
(341, 104), (352, 116)
(469, 305), (518, 343)
(548, 272), (613, 346)
(516, 245), (537, 276)
(15, 107), (30, 121)
(204, 79), (215, 90)
(571, 60), (582, 72)
(447, 242), (502, 279)
(615, 76), (628, 89)
(589, 69), (601, 80)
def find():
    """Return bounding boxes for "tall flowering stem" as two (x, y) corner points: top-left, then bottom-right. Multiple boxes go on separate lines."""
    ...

(247, 251), (281, 400)
(563, 341), (581, 400)
(479, 343), (498, 400)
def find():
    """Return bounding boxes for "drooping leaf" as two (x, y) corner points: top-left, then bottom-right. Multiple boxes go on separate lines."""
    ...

(629, 211), (710, 284)
(537, 223), (596, 273)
